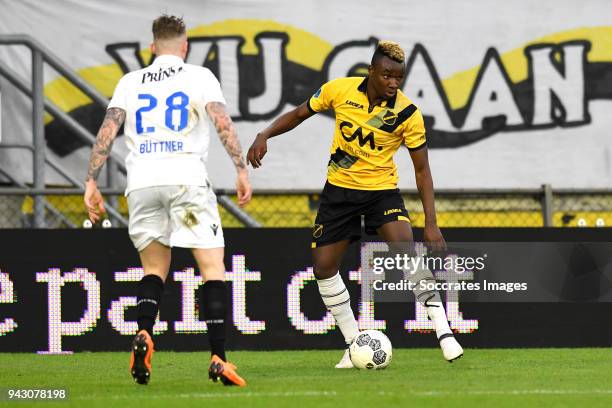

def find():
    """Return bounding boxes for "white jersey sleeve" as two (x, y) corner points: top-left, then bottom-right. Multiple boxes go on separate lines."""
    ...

(108, 76), (128, 111)
(201, 69), (226, 106)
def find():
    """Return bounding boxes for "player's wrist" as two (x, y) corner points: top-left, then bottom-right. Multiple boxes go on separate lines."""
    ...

(257, 131), (271, 141)
(424, 219), (438, 227)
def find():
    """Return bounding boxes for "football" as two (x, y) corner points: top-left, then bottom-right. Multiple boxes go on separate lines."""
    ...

(349, 330), (393, 369)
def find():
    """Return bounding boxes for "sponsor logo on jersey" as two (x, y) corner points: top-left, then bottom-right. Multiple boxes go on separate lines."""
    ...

(142, 66), (183, 84)
(339, 121), (379, 151)
(345, 100), (364, 109)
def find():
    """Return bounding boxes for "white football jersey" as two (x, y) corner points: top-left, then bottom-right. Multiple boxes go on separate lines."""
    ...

(108, 54), (226, 194)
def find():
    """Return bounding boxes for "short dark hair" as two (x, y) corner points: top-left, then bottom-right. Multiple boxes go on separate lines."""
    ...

(371, 40), (405, 65)
(152, 14), (186, 41)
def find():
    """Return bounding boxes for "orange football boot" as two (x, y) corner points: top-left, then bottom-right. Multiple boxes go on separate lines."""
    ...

(208, 355), (247, 387)
(130, 330), (154, 384)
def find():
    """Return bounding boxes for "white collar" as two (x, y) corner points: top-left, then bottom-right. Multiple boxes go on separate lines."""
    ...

(152, 54), (184, 65)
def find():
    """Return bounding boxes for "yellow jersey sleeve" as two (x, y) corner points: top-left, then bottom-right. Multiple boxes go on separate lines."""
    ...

(403, 108), (427, 150)
(307, 79), (339, 113)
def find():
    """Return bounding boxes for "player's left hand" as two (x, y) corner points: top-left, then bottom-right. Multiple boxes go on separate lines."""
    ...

(247, 133), (268, 168)
(84, 179), (106, 223)
(424, 223), (446, 254)
(236, 171), (252, 207)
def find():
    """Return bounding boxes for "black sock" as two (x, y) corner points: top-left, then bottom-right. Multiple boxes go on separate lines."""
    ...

(136, 274), (164, 337)
(200, 280), (227, 361)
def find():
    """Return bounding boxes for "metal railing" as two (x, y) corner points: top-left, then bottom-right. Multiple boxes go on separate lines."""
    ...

(2, 185), (612, 229)
(0, 34), (260, 228)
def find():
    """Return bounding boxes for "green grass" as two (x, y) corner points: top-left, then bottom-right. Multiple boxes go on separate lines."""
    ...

(1, 349), (612, 407)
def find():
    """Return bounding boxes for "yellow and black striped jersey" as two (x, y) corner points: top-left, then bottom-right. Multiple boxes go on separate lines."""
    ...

(308, 76), (426, 190)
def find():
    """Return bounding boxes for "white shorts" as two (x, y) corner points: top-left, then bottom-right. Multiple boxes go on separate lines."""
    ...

(127, 185), (225, 251)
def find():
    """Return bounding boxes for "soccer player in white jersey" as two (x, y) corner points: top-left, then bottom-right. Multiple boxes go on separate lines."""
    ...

(84, 15), (251, 386)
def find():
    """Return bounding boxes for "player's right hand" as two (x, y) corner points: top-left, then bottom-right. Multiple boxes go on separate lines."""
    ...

(236, 171), (252, 208)
(424, 223), (447, 254)
(247, 133), (268, 168)
(84, 179), (106, 224)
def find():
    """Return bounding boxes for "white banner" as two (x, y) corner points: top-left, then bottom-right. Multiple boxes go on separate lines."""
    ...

(1, 0), (611, 189)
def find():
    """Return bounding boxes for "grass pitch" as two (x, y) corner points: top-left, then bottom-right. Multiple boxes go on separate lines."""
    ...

(1, 348), (612, 407)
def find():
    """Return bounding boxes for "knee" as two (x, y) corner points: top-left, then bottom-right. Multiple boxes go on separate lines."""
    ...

(199, 259), (225, 280)
(312, 245), (345, 280)
(313, 259), (339, 280)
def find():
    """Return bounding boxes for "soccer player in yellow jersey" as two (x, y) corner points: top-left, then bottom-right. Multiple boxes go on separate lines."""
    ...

(248, 41), (463, 366)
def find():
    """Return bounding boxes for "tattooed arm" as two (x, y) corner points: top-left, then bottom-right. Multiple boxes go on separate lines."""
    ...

(83, 107), (125, 222)
(205, 101), (252, 207)
(206, 102), (248, 173)
(86, 107), (125, 182)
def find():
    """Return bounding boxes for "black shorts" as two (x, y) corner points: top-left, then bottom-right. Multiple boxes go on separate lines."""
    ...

(312, 181), (410, 248)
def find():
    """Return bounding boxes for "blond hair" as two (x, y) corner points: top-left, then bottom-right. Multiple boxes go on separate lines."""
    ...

(372, 40), (405, 64)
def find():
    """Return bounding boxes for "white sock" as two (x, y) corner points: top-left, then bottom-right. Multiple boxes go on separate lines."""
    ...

(409, 270), (453, 339)
(317, 272), (359, 344)
(425, 298), (453, 339)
